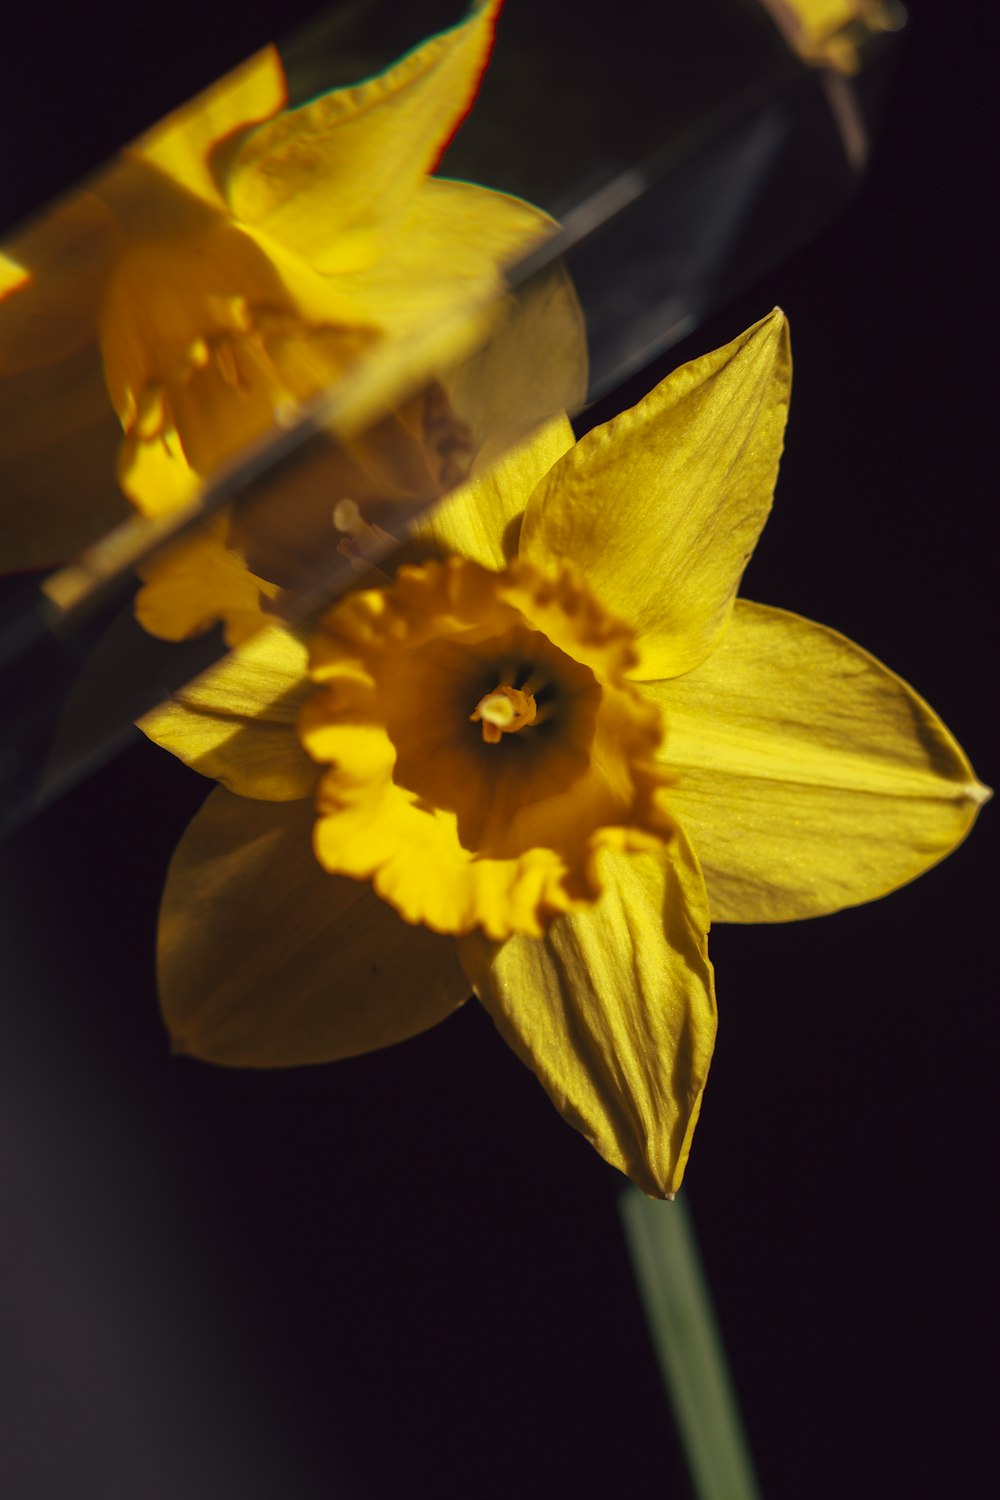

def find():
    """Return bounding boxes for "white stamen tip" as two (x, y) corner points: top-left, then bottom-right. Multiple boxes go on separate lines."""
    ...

(480, 695), (517, 728)
(273, 398), (302, 429)
(333, 498), (361, 533)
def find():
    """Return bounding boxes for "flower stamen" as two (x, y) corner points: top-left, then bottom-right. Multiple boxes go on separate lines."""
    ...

(471, 684), (538, 744)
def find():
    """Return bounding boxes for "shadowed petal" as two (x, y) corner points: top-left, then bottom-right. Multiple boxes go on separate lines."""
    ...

(139, 624), (318, 800)
(645, 600), (989, 921)
(0, 193), (120, 375)
(0, 196), (130, 568)
(134, 522), (279, 648)
(441, 254), (586, 455)
(0, 344), (127, 570)
(159, 788), (469, 1065)
(520, 309), (791, 679)
(458, 838), (716, 1198)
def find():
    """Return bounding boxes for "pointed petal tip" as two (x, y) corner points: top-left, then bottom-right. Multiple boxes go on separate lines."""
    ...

(763, 304), (791, 346)
(966, 780), (993, 807)
(750, 305), (792, 384)
(729, 306), (791, 368)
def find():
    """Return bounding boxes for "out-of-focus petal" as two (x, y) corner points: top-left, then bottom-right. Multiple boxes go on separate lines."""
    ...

(438, 250), (584, 458)
(520, 309), (791, 680)
(134, 521), (278, 647)
(129, 47), (287, 210)
(0, 195), (129, 567)
(159, 789), (469, 1065)
(645, 600), (990, 921)
(322, 179), (558, 333)
(139, 624), (318, 800)
(0, 341), (128, 570)
(0, 193), (120, 375)
(379, 249), (586, 570)
(227, 2), (501, 267)
(410, 413), (575, 570)
(458, 838), (716, 1198)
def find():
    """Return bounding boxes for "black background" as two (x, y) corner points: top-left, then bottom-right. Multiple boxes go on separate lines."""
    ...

(1, 3), (996, 1497)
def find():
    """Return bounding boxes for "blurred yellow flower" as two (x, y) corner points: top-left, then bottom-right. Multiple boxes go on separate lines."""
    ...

(142, 311), (987, 1197)
(0, 0), (563, 567)
(131, 382), (479, 647)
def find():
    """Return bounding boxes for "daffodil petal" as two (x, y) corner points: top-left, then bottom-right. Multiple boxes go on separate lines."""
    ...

(159, 788), (469, 1066)
(227, 2), (500, 267)
(117, 421), (201, 517)
(0, 195), (131, 567)
(457, 839), (716, 1198)
(130, 47), (287, 210)
(134, 523), (278, 648)
(0, 344), (128, 570)
(645, 600), (989, 922)
(520, 309), (791, 680)
(139, 624), (318, 800)
(410, 413), (575, 570)
(346, 190), (584, 570)
(0, 192), (120, 375)
(441, 254), (586, 453)
(324, 178), (559, 338)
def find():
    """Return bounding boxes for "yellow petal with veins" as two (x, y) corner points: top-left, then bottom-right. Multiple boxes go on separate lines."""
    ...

(159, 789), (469, 1065)
(458, 837), (716, 1199)
(520, 308), (791, 680)
(139, 623), (317, 801)
(227, 1), (501, 269)
(644, 600), (990, 922)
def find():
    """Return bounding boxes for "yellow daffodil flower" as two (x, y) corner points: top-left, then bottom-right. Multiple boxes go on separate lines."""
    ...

(0, 0), (569, 569)
(141, 311), (987, 1198)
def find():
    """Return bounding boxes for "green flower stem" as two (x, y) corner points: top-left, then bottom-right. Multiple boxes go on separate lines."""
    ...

(620, 1187), (761, 1500)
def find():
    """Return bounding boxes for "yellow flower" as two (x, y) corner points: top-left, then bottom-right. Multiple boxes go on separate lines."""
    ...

(301, 554), (675, 940)
(0, 0), (565, 568)
(141, 311), (987, 1198)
